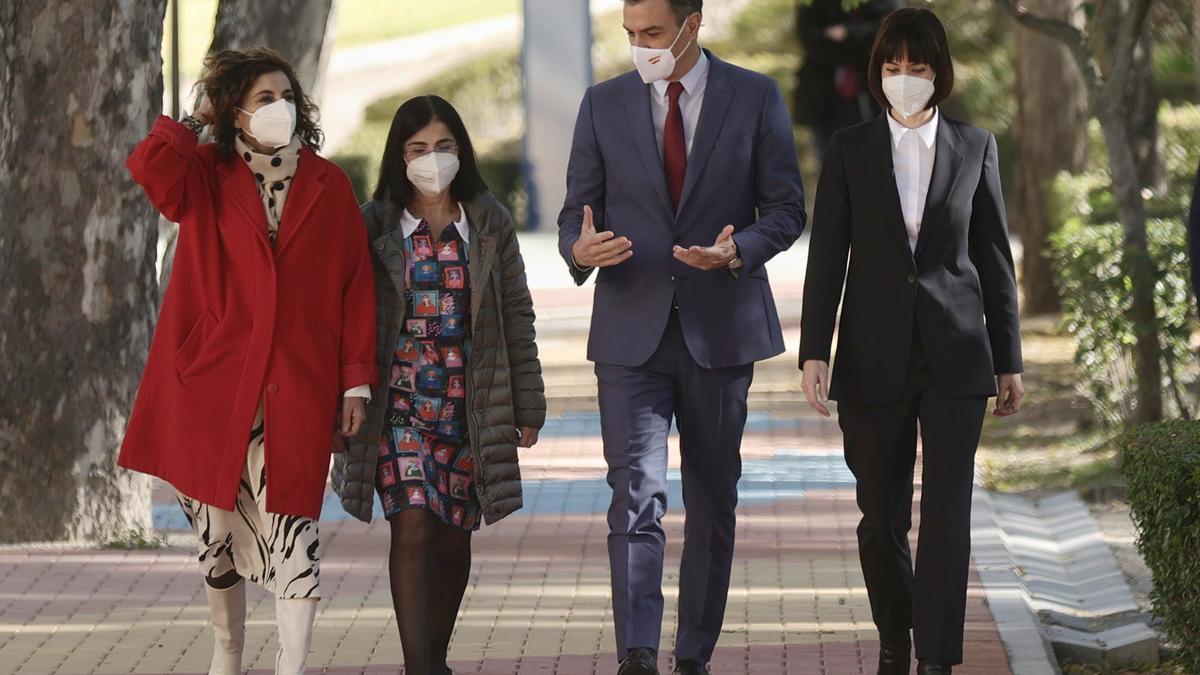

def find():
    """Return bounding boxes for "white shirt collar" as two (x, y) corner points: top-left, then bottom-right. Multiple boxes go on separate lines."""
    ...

(652, 50), (709, 99)
(399, 202), (470, 243)
(887, 107), (939, 150)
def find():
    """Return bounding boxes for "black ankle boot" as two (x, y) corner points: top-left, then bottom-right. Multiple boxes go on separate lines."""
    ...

(916, 662), (952, 674)
(877, 639), (911, 675)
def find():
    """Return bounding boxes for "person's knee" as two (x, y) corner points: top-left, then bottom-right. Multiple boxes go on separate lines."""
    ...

(204, 569), (243, 589)
(389, 510), (435, 550)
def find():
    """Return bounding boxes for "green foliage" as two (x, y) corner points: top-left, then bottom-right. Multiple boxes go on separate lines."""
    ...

(1049, 105), (1200, 425)
(1118, 421), (1200, 671)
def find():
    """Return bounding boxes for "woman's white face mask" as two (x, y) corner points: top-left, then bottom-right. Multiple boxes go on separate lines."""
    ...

(882, 73), (935, 118)
(236, 98), (297, 149)
(407, 151), (461, 196)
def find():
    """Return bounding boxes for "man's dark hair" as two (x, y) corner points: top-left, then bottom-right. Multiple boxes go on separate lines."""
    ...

(867, 8), (955, 112)
(625, 0), (703, 25)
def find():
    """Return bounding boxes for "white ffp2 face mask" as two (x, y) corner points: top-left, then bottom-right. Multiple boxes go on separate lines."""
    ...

(882, 74), (935, 118)
(406, 152), (461, 196)
(237, 98), (297, 149)
(630, 19), (693, 84)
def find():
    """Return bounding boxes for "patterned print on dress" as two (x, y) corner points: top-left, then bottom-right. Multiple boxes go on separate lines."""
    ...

(376, 220), (480, 531)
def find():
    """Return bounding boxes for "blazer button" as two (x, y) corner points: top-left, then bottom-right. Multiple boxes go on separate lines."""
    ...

(907, 274), (916, 285)
(267, 383), (280, 394)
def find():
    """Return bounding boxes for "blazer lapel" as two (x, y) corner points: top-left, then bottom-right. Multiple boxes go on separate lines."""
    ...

(675, 51), (733, 218)
(216, 158), (273, 252)
(274, 148), (327, 256)
(624, 76), (674, 217)
(868, 114), (912, 253)
(914, 119), (964, 258)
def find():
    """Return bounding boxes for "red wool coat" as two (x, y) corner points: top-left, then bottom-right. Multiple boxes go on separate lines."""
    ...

(119, 116), (378, 518)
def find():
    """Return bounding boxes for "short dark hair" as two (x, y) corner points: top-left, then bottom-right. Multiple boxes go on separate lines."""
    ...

(867, 8), (955, 112)
(372, 95), (488, 209)
(624, 0), (703, 26)
(198, 47), (323, 159)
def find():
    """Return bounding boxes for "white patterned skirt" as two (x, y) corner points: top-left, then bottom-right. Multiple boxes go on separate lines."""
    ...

(176, 404), (321, 599)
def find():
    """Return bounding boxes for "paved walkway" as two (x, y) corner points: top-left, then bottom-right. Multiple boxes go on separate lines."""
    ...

(0, 234), (1014, 674)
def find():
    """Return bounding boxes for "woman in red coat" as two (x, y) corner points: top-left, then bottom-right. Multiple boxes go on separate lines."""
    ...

(119, 48), (377, 675)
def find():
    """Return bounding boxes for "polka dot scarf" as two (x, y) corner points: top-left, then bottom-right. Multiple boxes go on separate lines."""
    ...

(234, 134), (301, 245)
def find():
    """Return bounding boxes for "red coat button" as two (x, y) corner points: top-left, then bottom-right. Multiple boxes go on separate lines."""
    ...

(267, 384), (279, 394)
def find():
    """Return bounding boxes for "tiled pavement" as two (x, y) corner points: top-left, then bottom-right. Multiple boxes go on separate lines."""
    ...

(0, 237), (1015, 674)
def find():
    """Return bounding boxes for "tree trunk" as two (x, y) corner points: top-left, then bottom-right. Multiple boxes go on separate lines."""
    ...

(209, 0), (337, 96)
(1194, 0), (1200, 100)
(0, 0), (168, 543)
(1014, 0), (1088, 315)
(1092, 0), (1160, 187)
(1098, 104), (1165, 423)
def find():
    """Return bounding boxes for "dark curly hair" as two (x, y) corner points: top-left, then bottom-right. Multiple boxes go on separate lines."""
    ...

(197, 47), (323, 158)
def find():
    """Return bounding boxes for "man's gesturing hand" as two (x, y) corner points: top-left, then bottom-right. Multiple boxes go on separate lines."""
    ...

(673, 225), (738, 271)
(571, 205), (633, 269)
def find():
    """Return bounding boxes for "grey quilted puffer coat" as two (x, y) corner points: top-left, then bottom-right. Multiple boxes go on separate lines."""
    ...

(331, 192), (546, 525)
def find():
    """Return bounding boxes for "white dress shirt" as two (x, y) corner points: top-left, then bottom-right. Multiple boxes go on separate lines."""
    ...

(344, 203), (469, 401)
(887, 108), (939, 253)
(651, 51), (709, 158)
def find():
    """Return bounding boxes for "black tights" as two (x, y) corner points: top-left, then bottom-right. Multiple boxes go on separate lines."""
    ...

(388, 509), (473, 675)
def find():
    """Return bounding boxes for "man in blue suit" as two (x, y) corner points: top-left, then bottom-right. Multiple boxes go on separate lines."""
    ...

(557, 1), (806, 672)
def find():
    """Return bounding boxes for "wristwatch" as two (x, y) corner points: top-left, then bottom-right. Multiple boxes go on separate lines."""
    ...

(179, 114), (207, 135)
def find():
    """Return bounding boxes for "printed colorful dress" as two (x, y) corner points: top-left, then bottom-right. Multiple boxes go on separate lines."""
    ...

(377, 220), (481, 530)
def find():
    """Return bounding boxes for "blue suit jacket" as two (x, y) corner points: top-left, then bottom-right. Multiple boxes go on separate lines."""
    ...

(557, 51), (806, 369)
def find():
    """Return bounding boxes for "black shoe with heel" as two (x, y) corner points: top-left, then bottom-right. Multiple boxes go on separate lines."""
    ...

(619, 648), (660, 675)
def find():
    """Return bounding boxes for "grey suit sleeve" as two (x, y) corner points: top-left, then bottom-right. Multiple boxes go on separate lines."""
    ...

(798, 132), (850, 366)
(968, 133), (1023, 375)
(557, 87), (605, 286)
(731, 80), (807, 274)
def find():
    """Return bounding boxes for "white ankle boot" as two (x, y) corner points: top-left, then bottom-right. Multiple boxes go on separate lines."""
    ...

(205, 580), (246, 675)
(274, 597), (319, 674)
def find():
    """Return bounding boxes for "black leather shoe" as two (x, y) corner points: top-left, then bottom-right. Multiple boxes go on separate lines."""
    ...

(673, 660), (709, 675)
(619, 648), (660, 675)
(916, 662), (952, 674)
(877, 640), (911, 675)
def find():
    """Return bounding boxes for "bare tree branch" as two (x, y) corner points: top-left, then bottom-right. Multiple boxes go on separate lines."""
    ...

(1107, 0), (1154, 103)
(992, 0), (1101, 99)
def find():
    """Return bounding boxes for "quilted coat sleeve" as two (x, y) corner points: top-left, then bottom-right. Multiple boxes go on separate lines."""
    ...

(338, 177), (380, 392)
(494, 204), (547, 430)
(126, 115), (205, 223)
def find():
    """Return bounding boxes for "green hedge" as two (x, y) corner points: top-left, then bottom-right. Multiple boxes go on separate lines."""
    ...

(1119, 421), (1200, 671)
(1049, 104), (1200, 425)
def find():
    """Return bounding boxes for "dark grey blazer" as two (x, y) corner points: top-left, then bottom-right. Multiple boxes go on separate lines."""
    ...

(800, 113), (1023, 405)
(557, 50), (806, 369)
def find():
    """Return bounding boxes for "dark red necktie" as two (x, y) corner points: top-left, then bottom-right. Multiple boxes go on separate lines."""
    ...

(664, 81), (687, 211)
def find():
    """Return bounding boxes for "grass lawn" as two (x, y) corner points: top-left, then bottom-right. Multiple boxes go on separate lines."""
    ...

(974, 316), (1124, 496)
(162, 0), (520, 82)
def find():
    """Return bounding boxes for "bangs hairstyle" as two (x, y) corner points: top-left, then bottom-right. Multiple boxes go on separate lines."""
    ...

(373, 95), (489, 209)
(197, 47), (323, 159)
(868, 8), (955, 112)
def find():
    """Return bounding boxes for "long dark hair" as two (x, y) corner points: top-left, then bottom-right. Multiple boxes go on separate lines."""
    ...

(372, 95), (488, 209)
(197, 47), (323, 158)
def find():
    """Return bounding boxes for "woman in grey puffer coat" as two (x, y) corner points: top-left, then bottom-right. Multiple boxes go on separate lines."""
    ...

(331, 95), (545, 675)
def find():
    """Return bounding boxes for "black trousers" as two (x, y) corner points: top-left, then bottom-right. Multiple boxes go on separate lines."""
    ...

(835, 329), (987, 665)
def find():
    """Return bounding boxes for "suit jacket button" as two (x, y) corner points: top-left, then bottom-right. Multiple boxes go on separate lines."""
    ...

(907, 273), (916, 284)
(267, 384), (280, 394)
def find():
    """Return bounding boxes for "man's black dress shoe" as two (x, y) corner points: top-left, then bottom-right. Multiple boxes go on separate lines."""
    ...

(917, 662), (952, 674)
(618, 648), (660, 675)
(877, 640), (911, 675)
(673, 660), (709, 675)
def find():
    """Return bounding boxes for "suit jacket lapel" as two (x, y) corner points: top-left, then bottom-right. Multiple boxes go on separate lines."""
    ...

(914, 119), (964, 258)
(675, 51), (733, 219)
(216, 158), (273, 252)
(868, 115), (912, 253)
(274, 148), (327, 256)
(624, 76), (674, 217)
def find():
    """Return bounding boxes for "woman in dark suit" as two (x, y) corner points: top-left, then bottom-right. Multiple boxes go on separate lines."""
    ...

(798, 8), (1024, 675)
